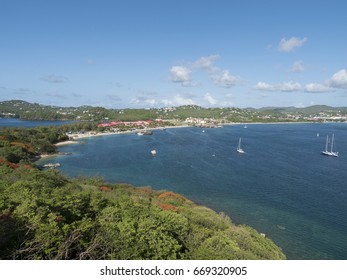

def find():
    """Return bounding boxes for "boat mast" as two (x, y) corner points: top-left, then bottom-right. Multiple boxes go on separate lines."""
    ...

(325, 135), (329, 152)
(331, 134), (334, 153)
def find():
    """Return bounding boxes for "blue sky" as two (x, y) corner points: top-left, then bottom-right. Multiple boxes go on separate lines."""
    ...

(1, 0), (347, 108)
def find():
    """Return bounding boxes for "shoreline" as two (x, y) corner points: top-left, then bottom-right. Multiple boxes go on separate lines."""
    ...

(56, 125), (190, 145)
(35, 125), (191, 162)
(53, 121), (343, 147)
(55, 140), (79, 146)
(37, 120), (340, 162)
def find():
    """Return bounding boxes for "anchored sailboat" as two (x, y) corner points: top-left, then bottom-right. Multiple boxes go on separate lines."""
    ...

(321, 134), (338, 157)
(237, 137), (245, 154)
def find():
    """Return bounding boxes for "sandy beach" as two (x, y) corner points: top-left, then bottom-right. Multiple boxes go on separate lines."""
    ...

(55, 125), (190, 146)
(55, 140), (79, 146)
(54, 121), (317, 147)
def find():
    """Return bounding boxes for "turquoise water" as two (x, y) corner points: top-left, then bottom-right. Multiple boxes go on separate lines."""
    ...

(0, 118), (74, 127)
(39, 123), (347, 259)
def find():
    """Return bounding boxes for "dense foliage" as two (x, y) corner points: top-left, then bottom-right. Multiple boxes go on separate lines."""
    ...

(0, 127), (67, 160)
(0, 123), (105, 161)
(2, 99), (346, 123)
(0, 164), (285, 260)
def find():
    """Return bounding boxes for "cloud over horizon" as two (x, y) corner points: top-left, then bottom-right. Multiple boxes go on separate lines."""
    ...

(204, 92), (218, 106)
(169, 55), (240, 88)
(254, 81), (302, 92)
(255, 69), (347, 95)
(304, 83), (334, 93)
(130, 92), (198, 107)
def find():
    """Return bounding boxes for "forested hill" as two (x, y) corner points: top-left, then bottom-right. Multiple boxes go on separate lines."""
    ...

(1, 99), (347, 123)
(0, 126), (286, 260)
(0, 100), (97, 121)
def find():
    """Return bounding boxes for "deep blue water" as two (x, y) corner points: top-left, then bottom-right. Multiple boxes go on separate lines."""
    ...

(40, 123), (347, 259)
(0, 118), (74, 127)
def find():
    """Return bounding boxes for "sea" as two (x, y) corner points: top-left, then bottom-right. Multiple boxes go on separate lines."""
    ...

(0, 118), (74, 127)
(3, 119), (347, 259)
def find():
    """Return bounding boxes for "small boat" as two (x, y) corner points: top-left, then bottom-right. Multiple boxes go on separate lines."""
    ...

(244, 124), (247, 128)
(151, 150), (157, 155)
(136, 130), (153, 136)
(237, 137), (245, 154)
(202, 130), (205, 133)
(321, 134), (338, 157)
(317, 133), (319, 137)
(43, 163), (61, 168)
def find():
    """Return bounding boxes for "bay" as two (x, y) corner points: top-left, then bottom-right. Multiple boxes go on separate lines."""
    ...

(0, 118), (74, 127)
(39, 123), (347, 259)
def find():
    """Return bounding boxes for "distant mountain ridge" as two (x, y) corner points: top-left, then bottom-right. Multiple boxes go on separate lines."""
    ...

(250, 105), (346, 112)
(1, 100), (347, 122)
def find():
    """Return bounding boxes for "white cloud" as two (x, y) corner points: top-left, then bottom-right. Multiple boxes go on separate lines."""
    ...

(130, 96), (159, 106)
(40, 74), (68, 83)
(169, 66), (192, 85)
(278, 37), (307, 52)
(280, 81), (302, 92)
(213, 70), (239, 88)
(203, 92), (235, 107)
(254, 81), (301, 92)
(131, 94), (197, 107)
(328, 69), (347, 89)
(304, 83), (333, 93)
(204, 93), (217, 106)
(169, 55), (239, 88)
(291, 60), (305, 72)
(254, 82), (274, 91)
(193, 54), (220, 73)
(162, 94), (197, 106)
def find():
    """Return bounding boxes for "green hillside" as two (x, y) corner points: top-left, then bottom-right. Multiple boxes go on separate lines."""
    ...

(1, 99), (347, 123)
(0, 126), (285, 260)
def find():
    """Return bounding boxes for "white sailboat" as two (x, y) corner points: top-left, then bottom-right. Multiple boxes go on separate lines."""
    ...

(237, 137), (245, 154)
(321, 134), (338, 157)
